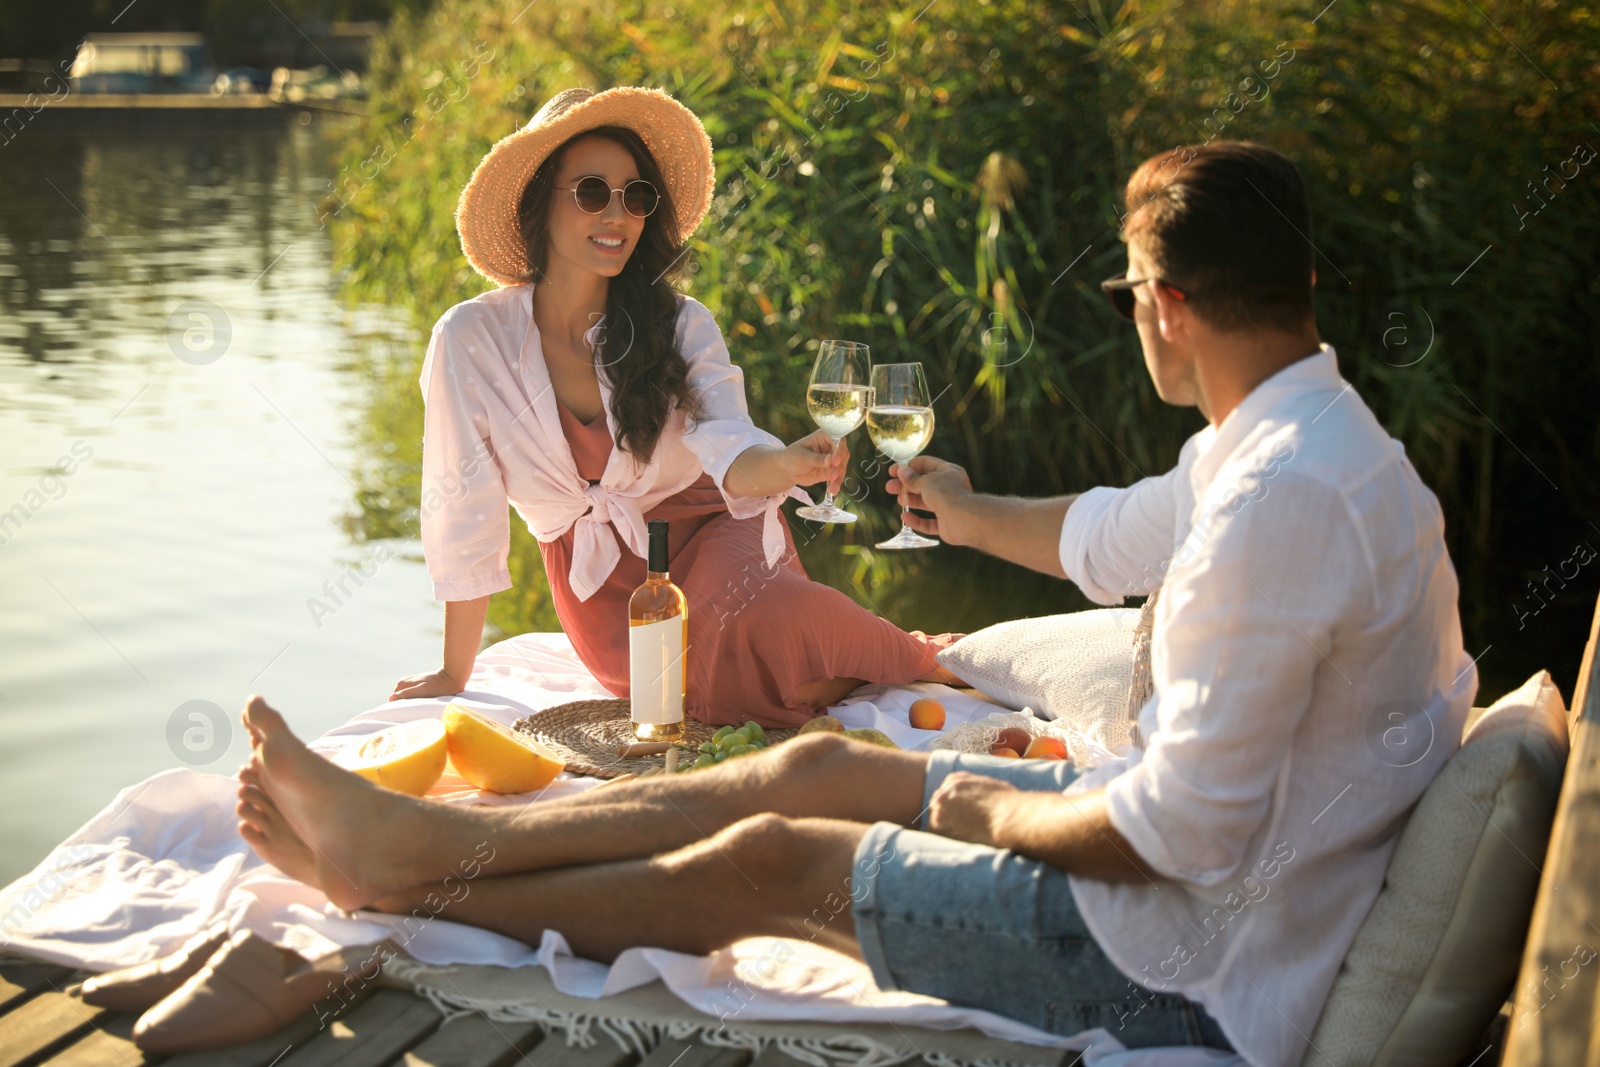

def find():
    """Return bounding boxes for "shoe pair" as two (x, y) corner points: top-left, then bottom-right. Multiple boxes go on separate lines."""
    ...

(80, 920), (231, 1012)
(80, 922), (352, 1053)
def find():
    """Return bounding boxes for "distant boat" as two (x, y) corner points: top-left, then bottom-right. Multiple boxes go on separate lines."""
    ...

(69, 32), (214, 94)
(0, 28), (368, 126)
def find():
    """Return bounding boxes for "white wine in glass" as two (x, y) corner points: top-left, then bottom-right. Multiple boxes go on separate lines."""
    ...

(795, 340), (872, 524)
(867, 362), (938, 549)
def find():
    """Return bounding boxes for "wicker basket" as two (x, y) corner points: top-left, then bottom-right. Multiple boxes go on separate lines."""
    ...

(512, 698), (799, 779)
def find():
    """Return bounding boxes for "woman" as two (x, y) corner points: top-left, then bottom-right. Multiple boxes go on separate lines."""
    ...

(390, 86), (951, 727)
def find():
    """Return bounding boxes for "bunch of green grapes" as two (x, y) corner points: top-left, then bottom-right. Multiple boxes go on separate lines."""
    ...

(684, 720), (768, 770)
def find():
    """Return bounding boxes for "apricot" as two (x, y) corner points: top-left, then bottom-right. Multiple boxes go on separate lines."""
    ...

(908, 698), (946, 731)
(993, 727), (1032, 756)
(1023, 735), (1069, 760)
(987, 745), (1021, 758)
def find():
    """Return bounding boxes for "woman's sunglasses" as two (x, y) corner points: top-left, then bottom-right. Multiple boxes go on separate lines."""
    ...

(557, 175), (660, 218)
(1099, 273), (1188, 321)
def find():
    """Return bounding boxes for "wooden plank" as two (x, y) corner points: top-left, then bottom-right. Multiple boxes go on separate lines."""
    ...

(158, 997), (340, 1067)
(38, 1012), (154, 1067)
(525, 1031), (639, 1067)
(748, 1050), (826, 1067)
(0, 93), (356, 115)
(637, 1038), (749, 1067)
(1502, 591), (1600, 1067)
(749, 1049), (810, 1067)
(276, 988), (441, 1067)
(399, 1014), (544, 1067)
(0, 92), (282, 110)
(0, 963), (72, 1013)
(752, 1039), (1077, 1067)
(0, 992), (106, 1067)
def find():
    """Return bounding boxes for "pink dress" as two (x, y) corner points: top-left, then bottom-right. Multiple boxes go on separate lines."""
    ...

(539, 396), (941, 727)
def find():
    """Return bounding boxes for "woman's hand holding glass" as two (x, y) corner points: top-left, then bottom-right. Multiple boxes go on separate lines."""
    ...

(780, 427), (852, 492)
(795, 340), (872, 524)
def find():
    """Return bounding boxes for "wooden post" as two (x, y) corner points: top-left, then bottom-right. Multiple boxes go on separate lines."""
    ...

(1502, 592), (1600, 1065)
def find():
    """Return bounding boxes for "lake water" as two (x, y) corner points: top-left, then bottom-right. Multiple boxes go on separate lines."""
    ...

(0, 121), (443, 884)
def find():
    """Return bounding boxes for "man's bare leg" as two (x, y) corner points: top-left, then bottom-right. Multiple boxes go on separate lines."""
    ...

(237, 697), (928, 911)
(368, 813), (872, 964)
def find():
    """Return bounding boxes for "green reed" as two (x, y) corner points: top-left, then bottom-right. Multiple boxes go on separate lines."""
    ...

(328, 0), (1600, 695)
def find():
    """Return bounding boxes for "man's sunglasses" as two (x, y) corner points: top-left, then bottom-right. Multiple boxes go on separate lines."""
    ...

(556, 175), (660, 218)
(1099, 273), (1188, 321)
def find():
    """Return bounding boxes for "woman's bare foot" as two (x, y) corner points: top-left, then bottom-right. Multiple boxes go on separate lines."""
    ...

(913, 631), (967, 687)
(236, 695), (466, 911)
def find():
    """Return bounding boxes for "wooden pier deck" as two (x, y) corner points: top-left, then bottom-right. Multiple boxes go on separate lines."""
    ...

(0, 955), (1089, 1067)
(0, 954), (1516, 1067)
(0, 93), (359, 130)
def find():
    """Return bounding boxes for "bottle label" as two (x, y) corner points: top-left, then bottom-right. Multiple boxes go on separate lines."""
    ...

(629, 616), (686, 725)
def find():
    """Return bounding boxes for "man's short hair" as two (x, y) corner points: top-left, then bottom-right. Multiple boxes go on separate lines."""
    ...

(1122, 141), (1315, 335)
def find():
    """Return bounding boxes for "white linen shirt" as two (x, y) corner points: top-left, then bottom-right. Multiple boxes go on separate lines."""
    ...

(418, 284), (806, 602)
(1058, 346), (1475, 1067)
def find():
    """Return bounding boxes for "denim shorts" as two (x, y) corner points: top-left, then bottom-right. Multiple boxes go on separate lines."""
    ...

(850, 750), (1234, 1051)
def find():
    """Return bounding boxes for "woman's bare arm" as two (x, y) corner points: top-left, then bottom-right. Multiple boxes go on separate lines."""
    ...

(390, 594), (489, 700)
(443, 595), (489, 685)
(722, 429), (849, 498)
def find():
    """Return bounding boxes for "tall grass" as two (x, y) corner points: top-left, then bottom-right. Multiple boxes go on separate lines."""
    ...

(329, 0), (1600, 694)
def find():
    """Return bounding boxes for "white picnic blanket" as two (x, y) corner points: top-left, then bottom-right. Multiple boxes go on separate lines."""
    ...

(0, 632), (1241, 1067)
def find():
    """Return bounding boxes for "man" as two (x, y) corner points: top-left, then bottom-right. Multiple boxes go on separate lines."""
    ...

(237, 140), (1472, 1064)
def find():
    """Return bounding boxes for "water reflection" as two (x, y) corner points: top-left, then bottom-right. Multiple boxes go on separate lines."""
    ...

(0, 123), (440, 884)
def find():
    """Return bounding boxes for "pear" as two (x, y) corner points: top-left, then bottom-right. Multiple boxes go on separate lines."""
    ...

(797, 714), (846, 735)
(843, 727), (898, 748)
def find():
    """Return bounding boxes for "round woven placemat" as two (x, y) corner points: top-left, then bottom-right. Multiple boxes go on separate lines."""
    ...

(512, 698), (800, 779)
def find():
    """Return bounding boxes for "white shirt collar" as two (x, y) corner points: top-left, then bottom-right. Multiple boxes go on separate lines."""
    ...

(1189, 342), (1340, 497)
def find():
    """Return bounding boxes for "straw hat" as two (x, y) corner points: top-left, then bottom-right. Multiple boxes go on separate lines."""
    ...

(455, 86), (716, 288)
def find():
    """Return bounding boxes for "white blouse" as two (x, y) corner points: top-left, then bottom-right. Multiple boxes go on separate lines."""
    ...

(417, 284), (807, 603)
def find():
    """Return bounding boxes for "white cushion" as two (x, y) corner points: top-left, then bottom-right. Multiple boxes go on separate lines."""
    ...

(934, 609), (1139, 747)
(1304, 671), (1569, 1066)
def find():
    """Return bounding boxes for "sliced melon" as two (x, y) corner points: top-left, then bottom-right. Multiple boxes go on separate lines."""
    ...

(443, 703), (565, 794)
(335, 719), (448, 796)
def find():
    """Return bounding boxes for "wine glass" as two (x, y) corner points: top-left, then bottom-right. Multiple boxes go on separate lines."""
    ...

(867, 362), (938, 550)
(795, 340), (872, 524)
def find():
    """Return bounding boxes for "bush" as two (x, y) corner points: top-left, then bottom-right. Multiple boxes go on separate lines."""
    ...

(329, 0), (1600, 696)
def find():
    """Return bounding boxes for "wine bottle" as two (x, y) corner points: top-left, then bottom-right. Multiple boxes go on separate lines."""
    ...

(628, 519), (687, 742)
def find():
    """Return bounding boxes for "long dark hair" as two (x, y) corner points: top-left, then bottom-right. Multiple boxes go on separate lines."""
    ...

(517, 125), (702, 464)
